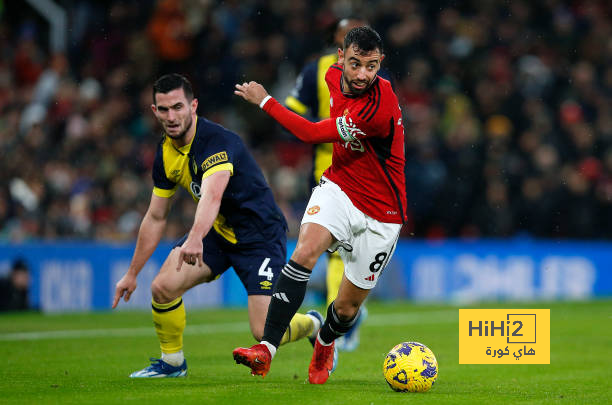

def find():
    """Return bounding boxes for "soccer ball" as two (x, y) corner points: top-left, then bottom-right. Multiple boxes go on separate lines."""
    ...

(383, 342), (438, 392)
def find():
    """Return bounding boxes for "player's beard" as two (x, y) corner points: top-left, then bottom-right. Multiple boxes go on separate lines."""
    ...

(344, 75), (372, 95)
(165, 114), (193, 140)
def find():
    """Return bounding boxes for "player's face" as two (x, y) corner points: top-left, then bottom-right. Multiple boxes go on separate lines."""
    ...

(339, 45), (384, 95)
(152, 88), (197, 140)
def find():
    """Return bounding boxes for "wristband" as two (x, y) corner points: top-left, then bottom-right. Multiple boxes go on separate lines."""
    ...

(259, 95), (272, 109)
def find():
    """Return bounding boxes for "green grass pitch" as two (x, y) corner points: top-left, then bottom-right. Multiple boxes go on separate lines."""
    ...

(1, 299), (610, 404)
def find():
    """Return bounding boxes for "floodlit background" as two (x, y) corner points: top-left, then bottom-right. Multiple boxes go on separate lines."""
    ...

(0, 0), (611, 312)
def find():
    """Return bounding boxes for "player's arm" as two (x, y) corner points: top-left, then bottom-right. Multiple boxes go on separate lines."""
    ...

(176, 170), (231, 271)
(235, 81), (347, 144)
(112, 193), (171, 308)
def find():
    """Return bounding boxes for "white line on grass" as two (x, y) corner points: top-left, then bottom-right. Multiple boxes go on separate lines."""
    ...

(0, 309), (456, 341)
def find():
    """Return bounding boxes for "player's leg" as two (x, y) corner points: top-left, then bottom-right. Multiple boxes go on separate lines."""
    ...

(227, 233), (320, 344)
(153, 248), (216, 351)
(325, 252), (344, 308)
(131, 233), (228, 378)
(235, 292), (324, 378)
(259, 222), (333, 349)
(309, 209), (402, 384)
(319, 275), (370, 343)
(325, 252), (345, 350)
(233, 178), (357, 377)
(308, 276), (368, 384)
(259, 179), (355, 357)
(233, 225), (332, 377)
(247, 294), (321, 345)
(247, 295), (270, 341)
(327, 250), (367, 352)
(319, 218), (401, 347)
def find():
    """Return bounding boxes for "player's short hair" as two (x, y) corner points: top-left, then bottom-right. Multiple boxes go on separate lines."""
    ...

(152, 73), (194, 104)
(344, 26), (383, 55)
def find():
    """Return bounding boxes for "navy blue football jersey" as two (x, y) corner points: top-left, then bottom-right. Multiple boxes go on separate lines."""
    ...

(152, 117), (287, 245)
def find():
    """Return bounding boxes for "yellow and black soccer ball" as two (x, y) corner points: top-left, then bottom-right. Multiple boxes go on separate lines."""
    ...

(383, 342), (438, 392)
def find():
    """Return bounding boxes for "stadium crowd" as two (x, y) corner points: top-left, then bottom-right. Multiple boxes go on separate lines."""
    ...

(1, 0), (611, 241)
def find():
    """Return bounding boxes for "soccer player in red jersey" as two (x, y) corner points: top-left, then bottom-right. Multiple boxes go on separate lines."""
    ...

(232, 26), (406, 384)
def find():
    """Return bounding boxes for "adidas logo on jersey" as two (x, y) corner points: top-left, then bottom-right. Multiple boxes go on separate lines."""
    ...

(364, 274), (375, 281)
(273, 292), (290, 302)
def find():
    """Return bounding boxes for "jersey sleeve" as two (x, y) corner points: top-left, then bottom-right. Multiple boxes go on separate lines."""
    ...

(262, 98), (341, 144)
(285, 61), (317, 116)
(195, 133), (235, 180)
(152, 147), (178, 198)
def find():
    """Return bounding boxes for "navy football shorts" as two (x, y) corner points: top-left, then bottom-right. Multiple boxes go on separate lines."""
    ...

(174, 229), (286, 296)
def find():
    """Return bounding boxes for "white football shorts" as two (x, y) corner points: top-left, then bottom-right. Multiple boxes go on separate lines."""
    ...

(301, 177), (402, 289)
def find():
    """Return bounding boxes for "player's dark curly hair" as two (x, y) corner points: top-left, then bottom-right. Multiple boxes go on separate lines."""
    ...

(343, 26), (383, 55)
(152, 73), (194, 103)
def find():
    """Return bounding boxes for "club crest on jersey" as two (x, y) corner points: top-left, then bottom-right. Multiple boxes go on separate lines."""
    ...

(202, 151), (228, 171)
(307, 205), (320, 215)
(190, 182), (202, 199)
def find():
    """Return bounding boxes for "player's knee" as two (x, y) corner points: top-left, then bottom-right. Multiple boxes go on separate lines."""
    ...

(291, 243), (321, 269)
(151, 278), (175, 304)
(333, 301), (360, 322)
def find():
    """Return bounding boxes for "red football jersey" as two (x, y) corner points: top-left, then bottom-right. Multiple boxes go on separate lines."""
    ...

(323, 63), (407, 224)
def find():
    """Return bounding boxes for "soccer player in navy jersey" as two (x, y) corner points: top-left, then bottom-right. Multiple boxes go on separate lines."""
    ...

(233, 27), (406, 384)
(112, 74), (322, 378)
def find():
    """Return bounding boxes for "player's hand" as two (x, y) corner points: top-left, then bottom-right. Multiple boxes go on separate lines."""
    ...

(234, 81), (269, 106)
(112, 273), (137, 309)
(176, 236), (203, 272)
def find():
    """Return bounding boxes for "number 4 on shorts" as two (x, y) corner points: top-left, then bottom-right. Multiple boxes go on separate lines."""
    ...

(258, 257), (274, 281)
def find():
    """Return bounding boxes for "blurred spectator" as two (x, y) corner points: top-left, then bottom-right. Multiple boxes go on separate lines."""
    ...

(0, 258), (30, 311)
(148, 0), (194, 72)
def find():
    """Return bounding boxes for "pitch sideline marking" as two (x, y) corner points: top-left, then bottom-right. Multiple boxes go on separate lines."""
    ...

(0, 310), (456, 341)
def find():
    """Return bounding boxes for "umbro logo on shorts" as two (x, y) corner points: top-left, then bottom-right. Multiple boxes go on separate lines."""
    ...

(307, 205), (320, 215)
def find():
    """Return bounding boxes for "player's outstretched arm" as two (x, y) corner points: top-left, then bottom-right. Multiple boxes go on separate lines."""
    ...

(112, 193), (171, 308)
(235, 82), (340, 144)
